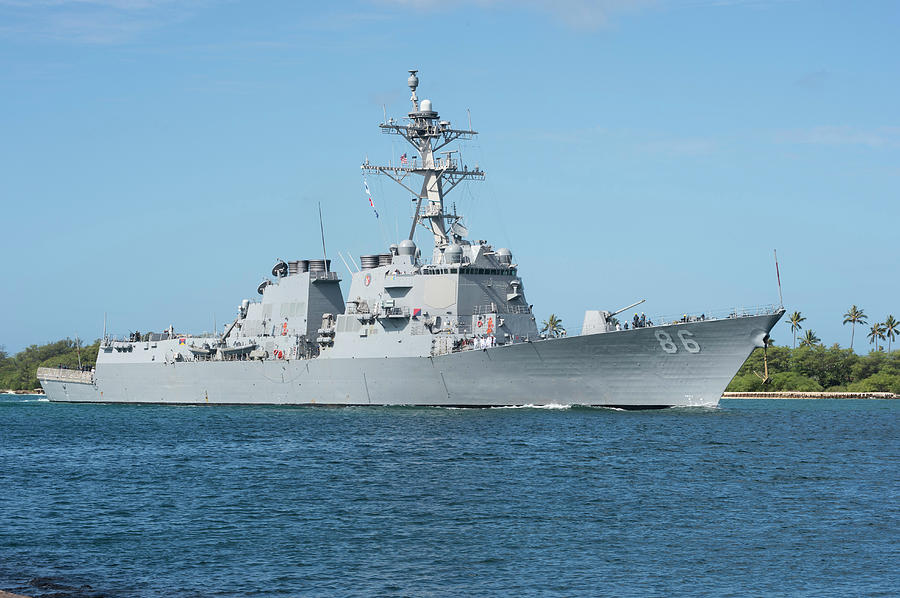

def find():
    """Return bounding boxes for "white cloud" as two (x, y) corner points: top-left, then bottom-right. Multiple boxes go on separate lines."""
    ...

(638, 136), (718, 156)
(0, 0), (206, 43)
(775, 126), (900, 149)
(374, 0), (655, 30)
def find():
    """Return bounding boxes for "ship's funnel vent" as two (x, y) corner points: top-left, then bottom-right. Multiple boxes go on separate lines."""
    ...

(360, 255), (380, 270)
(288, 261), (300, 275)
(308, 259), (331, 273)
(378, 254), (393, 266)
(299, 259), (309, 273)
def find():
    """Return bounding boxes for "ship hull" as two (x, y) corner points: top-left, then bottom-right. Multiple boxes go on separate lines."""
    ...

(39, 313), (781, 408)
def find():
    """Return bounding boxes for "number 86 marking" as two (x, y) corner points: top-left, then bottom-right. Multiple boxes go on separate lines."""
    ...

(655, 329), (701, 354)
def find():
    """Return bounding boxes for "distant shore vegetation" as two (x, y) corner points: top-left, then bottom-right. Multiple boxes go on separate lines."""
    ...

(0, 339), (100, 391)
(727, 345), (900, 394)
(728, 305), (900, 394)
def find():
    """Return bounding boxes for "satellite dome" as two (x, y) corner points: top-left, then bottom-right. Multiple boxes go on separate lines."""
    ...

(398, 239), (416, 256)
(445, 244), (462, 263)
(420, 99), (433, 112)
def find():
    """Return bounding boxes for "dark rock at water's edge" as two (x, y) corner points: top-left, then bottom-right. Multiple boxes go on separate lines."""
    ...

(1, 576), (107, 598)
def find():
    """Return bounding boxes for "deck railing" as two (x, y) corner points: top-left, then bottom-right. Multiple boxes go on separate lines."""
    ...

(578, 304), (782, 335)
(37, 367), (94, 384)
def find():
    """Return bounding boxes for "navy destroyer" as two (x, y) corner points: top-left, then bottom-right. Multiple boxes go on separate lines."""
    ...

(39, 71), (783, 408)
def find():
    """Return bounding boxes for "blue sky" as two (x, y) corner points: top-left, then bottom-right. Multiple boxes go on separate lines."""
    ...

(1, 0), (898, 353)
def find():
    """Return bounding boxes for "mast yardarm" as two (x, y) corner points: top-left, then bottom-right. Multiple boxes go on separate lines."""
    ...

(362, 70), (484, 263)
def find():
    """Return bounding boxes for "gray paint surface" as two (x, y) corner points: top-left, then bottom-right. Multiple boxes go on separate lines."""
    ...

(39, 72), (783, 408)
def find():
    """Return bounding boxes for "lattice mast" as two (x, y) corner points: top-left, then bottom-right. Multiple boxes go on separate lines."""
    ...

(362, 70), (484, 263)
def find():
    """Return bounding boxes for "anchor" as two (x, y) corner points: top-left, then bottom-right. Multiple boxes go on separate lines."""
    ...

(753, 334), (772, 385)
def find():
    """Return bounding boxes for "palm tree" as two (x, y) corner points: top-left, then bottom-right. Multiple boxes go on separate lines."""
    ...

(541, 314), (566, 338)
(787, 311), (805, 348)
(884, 315), (899, 353)
(799, 329), (820, 347)
(868, 322), (886, 352)
(842, 305), (868, 351)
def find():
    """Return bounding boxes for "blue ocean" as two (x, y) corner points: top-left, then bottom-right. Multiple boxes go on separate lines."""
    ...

(1, 396), (897, 597)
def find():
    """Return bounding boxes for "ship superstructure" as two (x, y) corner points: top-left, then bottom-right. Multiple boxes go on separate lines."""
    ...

(39, 71), (784, 408)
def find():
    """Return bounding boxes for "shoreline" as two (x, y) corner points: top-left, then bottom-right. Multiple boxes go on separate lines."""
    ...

(722, 391), (897, 400)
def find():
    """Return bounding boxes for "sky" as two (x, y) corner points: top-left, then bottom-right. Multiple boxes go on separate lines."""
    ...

(1, 0), (898, 353)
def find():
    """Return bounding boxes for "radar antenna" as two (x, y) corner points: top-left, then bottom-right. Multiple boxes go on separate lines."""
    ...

(362, 70), (484, 263)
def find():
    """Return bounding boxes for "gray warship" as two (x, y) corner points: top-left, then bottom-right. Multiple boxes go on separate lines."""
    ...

(39, 71), (784, 408)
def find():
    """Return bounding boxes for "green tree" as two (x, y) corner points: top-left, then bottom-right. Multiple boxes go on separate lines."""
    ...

(726, 373), (767, 392)
(850, 350), (889, 382)
(792, 344), (857, 388)
(787, 311), (805, 348)
(884, 315), (899, 353)
(842, 305), (868, 351)
(846, 371), (900, 394)
(769, 371), (823, 392)
(799, 329), (820, 347)
(540, 314), (566, 338)
(868, 322), (886, 352)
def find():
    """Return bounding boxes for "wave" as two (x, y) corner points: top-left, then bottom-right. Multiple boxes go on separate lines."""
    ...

(490, 403), (572, 410)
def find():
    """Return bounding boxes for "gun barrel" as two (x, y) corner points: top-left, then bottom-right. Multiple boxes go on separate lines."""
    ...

(610, 299), (646, 318)
(220, 316), (240, 343)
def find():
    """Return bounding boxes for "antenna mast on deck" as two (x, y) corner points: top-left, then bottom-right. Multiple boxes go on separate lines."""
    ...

(362, 70), (485, 263)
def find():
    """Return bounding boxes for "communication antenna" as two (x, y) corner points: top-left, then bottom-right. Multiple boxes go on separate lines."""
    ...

(774, 249), (783, 308)
(337, 251), (354, 276)
(319, 202), (329, 273)
(363, 71), (484, 262)
(347, 252), (361, 273)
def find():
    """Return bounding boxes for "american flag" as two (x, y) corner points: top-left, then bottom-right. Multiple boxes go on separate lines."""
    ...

(400, 153), (408, 165)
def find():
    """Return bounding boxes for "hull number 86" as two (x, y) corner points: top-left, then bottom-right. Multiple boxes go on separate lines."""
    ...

(655, 330), (701, 354)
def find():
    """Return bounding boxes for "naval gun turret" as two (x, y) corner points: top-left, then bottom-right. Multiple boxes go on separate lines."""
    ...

(582, 299), (647, 334)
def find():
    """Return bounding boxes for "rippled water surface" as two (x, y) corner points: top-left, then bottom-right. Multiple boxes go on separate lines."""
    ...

(1, 396), (897, 597)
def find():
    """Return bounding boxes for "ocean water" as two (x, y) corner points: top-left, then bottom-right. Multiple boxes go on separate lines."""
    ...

(1, 396), (897, 598)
